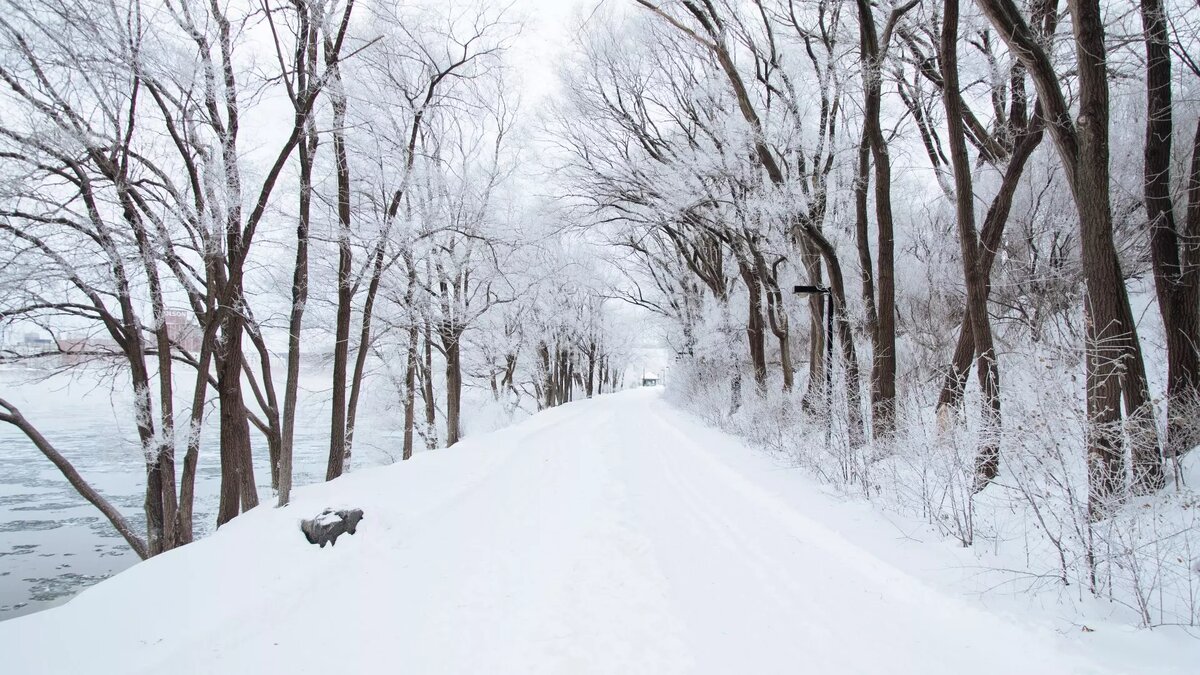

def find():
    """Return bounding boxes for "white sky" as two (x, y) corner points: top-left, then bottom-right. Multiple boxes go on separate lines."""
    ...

(508, 0), (607, 106)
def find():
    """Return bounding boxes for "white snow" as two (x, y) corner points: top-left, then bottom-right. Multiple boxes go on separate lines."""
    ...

(313, 511), (344, 527)
(0, 388), (1194, 674)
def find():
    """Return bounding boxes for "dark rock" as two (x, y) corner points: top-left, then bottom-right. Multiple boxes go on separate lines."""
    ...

(338, 508), (364, 534)
(300, 508), (365, 548)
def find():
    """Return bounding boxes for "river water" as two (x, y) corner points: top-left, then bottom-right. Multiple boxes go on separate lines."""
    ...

(0, 366), (406, 619)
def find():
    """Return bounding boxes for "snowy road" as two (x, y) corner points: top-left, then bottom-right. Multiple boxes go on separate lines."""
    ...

(0, 389), (1126, 673)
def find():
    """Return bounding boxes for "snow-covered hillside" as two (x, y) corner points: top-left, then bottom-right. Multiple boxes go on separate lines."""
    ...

(0, 389), (1194, 674)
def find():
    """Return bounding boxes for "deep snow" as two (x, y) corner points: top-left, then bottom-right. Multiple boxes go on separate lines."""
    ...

(0, 388), (1194, 674)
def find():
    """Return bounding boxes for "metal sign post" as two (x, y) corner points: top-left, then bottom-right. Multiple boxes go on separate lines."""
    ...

(793, 285), (834, 416)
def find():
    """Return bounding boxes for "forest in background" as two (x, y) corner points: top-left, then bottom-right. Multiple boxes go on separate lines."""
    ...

(0, 0), (638, 561)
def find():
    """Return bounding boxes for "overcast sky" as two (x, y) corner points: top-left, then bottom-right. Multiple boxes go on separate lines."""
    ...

(508, 0), (605, 105)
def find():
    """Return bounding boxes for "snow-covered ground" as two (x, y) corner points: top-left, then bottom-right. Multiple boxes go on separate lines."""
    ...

(0, 388), (1194, 673)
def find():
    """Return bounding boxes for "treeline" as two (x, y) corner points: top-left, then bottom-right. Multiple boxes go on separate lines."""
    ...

(552, 0), (1200, 521)
(0, 0), (630, 559)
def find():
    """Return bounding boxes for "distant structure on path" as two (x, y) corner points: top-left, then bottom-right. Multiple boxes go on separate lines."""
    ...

(641, 372), (658, 387)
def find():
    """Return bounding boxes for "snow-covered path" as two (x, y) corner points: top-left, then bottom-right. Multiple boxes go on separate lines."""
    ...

(0, 390), (1131, 673)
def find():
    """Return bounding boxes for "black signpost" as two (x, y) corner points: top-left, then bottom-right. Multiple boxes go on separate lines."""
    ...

(793, 285), (833, 413)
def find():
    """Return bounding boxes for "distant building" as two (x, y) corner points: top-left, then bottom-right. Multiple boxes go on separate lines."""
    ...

(164, 311), (203, 352)
(642, 372), (658, 387)
(22, 332), (53, 350)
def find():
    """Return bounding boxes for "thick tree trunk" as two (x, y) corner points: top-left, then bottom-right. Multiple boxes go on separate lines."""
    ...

(977, 0), (1161, 513)
(215, 294), (258, 526)
(148, 309), (177, 550)
(736, 254), (768, 391)
(538, 341), (553, 409)
(854, 131), (879, 340)
(402, 257), (419, 461)
(135, 267), (175, 552)
(856, 0), (898, 439)
(1067, 0), (1159, 512)
(1073, 0), (1160, 511)
(443, 326), (463, 446)
(1141, 0), (1200, 468)
(586, 342), (596, 397)
(942, 0), (1002, 491)
(1179, 118), (1200, 458)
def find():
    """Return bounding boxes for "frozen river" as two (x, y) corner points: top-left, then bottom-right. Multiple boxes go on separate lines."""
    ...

(0, 366), (406, 619)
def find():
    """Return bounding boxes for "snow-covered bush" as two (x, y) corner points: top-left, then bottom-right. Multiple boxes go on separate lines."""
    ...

(669, 342), (1200, 627)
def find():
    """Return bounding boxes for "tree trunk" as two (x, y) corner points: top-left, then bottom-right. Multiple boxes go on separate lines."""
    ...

(443, 325), (463, 446)
(403, 319), (419, 460)
(177, 309), (217, 542)
(279, 118), (315, 507)
(937, 121), (1044, 413)
(1179, 118), (1200, 458)
(586, 342), (596, 397)
(854, 131), (879, 337)
(757, 258), (793, 393)
(215, 291), (258, 526)
(537, 341), (552, 409)
(276, 0), (319, 509)
(326, 60), (353, 481)
(942, 0), (1002, 491)
(857, 0), (898, 439)
(147, 303), (177, 550)
(1022, 0), (1149, 511)
(977, 0), (1162, 514)
(423, 321), (437, 447)
(1072, 0), (1159, 512)
(1141, 0), (1199, 468)
(736, 252), (767, 391)
(402, 256), (419, 461)
(345, 245), (386, 462)
(244, 323), (281, 492)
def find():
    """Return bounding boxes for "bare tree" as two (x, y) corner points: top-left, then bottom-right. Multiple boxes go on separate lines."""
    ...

(974, 0), (1163, 513)
(940, 0), (1001, 488)
(1139, 0), (1200, 463)
(852, 0), (917, 438)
